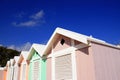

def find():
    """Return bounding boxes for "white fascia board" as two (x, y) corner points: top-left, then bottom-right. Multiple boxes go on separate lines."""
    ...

(88, 37), (120, 49)
(27, 43), (45, 60)
(105, 43), (120, 49)
(21, 51), (29, 60)
(18, 51), (29, 63)
(26, 43), (35, 60)
(14, 56), (19, 62)
(10, 59), (14, 66)
(56, 27), (88, 44)
(18, 54), (23, 64)
(26, 48), (34, 60)
(42, 27), (89, 56)
(6, 61), (10, 67)
(57, 27), (120, 49)
(14, 56), (19, 66)
(89, 39), (120, 49)
(87, 37), (106, 44)
(32, 44), (46, 56)
(42, 28), (58, 56)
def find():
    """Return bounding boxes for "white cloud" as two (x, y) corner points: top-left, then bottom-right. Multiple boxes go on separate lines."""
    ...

(20, 42), (32, 51)
(0, 44), (3, 46)
(15, 12), (26, 18)
(30, 10), (44, 20)
(7, 45), (16, 50)
(12, 20), (38, 27)
(7, 42), (32, 51)
(12, 10), (45, 27)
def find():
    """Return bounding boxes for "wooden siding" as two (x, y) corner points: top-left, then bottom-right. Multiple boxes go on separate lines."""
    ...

(53, 35), (71, 52)
(6, 67), (10, 80)
(33, 60), (40, 80)
(18, 66), (21, 80)
(41, 59), (46, 80)
(91, 42), (120, 80)
(75, 47), (95, 80)
(21, 64), (26, 80)
(13, 67), (17, 80)
(26, 63), (29, 80)
(28, 51), (46, 80)
(13, 66), (20, 80)
(3, 70), (7, 80)
(28, 62), (33, 80)
(0, 70), (4, 80)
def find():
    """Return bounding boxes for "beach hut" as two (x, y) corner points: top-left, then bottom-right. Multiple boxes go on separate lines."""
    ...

(13, 56), (19, 80)
(18, 51), (29, 80)
(9, 59), (14, 80)
(3, 67), (7, 80)
(27, 44), (46, 80)
(0, 67), (4, 80)
(42, 27), (120, 80)
(6, 61), (10, 80)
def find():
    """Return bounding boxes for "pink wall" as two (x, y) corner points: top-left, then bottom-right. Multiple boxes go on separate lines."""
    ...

(75, 47), (95, 80)
(0, 70), (4, 80)
(74, 40), (81, 45)
(46, 58), (52, 80)
(91, 42), (120, 80)
(3, 70), (7, 80)
(53, 35), (71, 52)
(19, 58), (28, 80)
(19, 59), (23, 80)
(17, 66), (20, 80)
(26, 62), (29, 80)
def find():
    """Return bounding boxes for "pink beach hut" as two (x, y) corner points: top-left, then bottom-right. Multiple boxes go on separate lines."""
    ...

(42, 27), (120, 80)
(13, 56), (19, 80)
(3, 67), (7, 80)
(18, 51), (29, 80)
(6, 61), (10, 80)
(0, 67), (4, 80)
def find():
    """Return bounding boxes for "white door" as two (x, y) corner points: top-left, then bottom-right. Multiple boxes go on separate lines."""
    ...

(22, 64), (26, 80)
(33, 60), (40, 80)
(55, 54), (72, 80)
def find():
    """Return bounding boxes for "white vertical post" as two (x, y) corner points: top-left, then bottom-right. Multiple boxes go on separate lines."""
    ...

(7, 65), (10, 80)
(52, 45), (55, 80)
(71, 39), (77, 80)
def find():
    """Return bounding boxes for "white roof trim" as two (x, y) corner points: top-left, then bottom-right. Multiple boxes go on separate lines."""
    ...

(27, 43), (45, 60)
(10, 59), (14, 66)
(56, 27), (106, 44)
(32, 44), (45, 56)
(6, 61), (10, 67)
(18, 51), (29, 63)
(42, 27), (120, 56)
(14, 56), (19, 63)
(56, 27), (88, 44)
(21, 51), (29, 60)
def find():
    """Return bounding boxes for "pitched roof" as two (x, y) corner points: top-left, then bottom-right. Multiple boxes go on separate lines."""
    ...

(14, 56), (19, 66)
(26, 43), (45, 60)
(6, 61), (10, 67)
(10, 59), (14, 66)
(42, 27), (120, 56)
(14, 56), (19, 63)
(18, 51), (29, 63)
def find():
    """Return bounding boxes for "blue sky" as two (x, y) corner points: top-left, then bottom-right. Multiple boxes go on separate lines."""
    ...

(0, 0), (120, 51)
